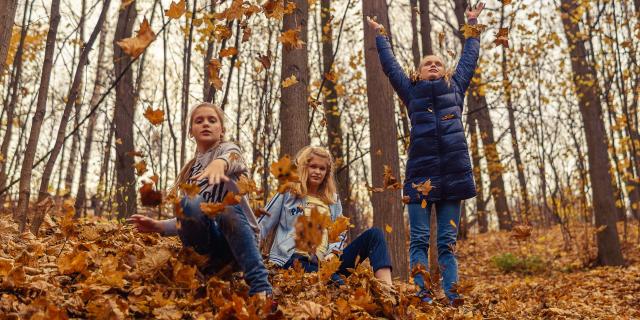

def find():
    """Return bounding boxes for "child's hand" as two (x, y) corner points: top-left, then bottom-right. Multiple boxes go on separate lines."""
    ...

(127, 214), (163, 233)
(465, 2), (485, 20)
(194, 159), (230, 186)
(366, 16), (383, 32)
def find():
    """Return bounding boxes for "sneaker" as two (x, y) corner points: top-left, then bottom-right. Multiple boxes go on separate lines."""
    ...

(416, 289), (434, 304)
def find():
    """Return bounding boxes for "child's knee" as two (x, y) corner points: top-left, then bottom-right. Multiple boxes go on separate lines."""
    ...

(367, 227), (385, 242)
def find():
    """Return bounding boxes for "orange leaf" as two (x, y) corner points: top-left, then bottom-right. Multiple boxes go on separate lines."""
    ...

(461, 23), (486, 39)
(385, 224), (392, 233)
(165, 0), (186, 19)
(139, 182), (162, 207)
(236, 176), (257, 195)
(207, 58), (223, 90)
(134, 160), (147, 176)
(383, 165), (401, 190)
(421, 199), (427, 208)
(180, 183), (200, 199)
(219, 47), (238, 58)
(143, 107), (164, 126)
(279, 28), (305, 50)
(295, 207), (330, 254)
(282, 74), (298, 88)
(412, 179), (433, 197)
(328, 216), (350, 242)
(116, 17), (155, 58)
(450, 219), (457, 229)
(494, 27), (509, 48)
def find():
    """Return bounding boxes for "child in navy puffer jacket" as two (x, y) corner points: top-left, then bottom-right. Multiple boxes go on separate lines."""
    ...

(367, 2), (485, 305)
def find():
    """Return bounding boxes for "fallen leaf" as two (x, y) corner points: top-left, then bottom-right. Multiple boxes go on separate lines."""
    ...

(279, 28), (305, 49)
(385, 224), (392, 233)
(134, 160), (147, 176)
(328, 216), (350, 242)
(494, 27), (509, 48)
(139, 182), (162, 207)
(461, 23), (486, 39)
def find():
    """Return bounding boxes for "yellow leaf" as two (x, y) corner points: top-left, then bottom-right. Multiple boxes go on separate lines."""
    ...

(143, 107), (164, 126)
(461, 23), (486, 39)
(116, 17), (155, 58)
(328, 216), (350, 242)
(207, 58), (223, 90)
(165, 0), (186, 19)
(282, 74), (298, 88)
(180, 183), (200, 199)
(413, 179), (433, 197)
(279, 28), (305, 49)
(450, 219), (457, 228)
(295, 207), (330, 254)
(421, 199), (427, 208)
(385, 224), (392, 233)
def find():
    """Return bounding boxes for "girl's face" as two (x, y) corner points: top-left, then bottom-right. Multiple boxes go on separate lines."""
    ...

(190, 107), (223, 151)
(420, 55), (445, 81)
(306, 155), (329, 191)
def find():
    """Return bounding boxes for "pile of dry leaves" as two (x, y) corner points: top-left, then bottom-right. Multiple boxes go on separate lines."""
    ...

(1, 206), (638, 319)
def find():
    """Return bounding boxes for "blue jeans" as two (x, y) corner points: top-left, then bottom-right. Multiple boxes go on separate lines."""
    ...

(177, 195), (272, 295)
(283, 228), (392, 278)
(408, 201), (461, 301)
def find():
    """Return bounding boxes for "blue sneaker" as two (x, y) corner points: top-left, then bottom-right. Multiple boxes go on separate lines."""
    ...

(417, 289), (434, 304)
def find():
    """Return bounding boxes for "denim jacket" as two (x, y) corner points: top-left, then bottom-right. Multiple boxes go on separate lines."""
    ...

(258, 192), (347, 266)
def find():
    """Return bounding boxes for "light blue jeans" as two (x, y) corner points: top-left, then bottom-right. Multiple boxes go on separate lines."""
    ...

(408, 200), (461, 301)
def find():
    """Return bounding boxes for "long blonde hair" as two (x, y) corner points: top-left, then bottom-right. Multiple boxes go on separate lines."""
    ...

(294, 146), (337, 205)
(172, 103), (226, 191)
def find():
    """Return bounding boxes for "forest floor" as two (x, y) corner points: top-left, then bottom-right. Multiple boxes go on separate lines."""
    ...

(0, 207), (639, 319)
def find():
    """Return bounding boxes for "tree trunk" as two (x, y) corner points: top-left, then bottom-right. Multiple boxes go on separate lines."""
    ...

(0, 0), (29, 206)
(362, 0), (408, 280)
(0, 0), (18, 76)
(203, 0), (217, 103)
(409, 0), (420, 68)
(560, 0), (624, 266)
(418, 0), (433, 56)
(113, 1), (138, 220)
(454, 0), (512, 231)
(321, 0), (352, 239)
(75, 23), (107, 217)
(64, 0), (88, 193)
(37, 0), (109, 203)
(468, 116), (487, 232)
(279, 0), (310, 158)
(180, 0), (197, 167)
(15, 0), (61, 231)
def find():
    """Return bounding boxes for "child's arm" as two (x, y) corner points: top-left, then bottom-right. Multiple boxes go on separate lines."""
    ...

(258, 192), (285, 241)
(215, 142), (247, 176)
(453, 3), (485, 95)
(368, 17), (411, 106)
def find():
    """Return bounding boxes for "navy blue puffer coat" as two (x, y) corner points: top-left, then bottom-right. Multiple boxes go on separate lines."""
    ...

(376, 35), (480, 203)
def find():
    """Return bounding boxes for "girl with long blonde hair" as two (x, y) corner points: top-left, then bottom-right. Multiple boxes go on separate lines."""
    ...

(259, 146), (393, 286)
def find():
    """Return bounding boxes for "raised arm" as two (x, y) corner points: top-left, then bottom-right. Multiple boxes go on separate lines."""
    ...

(453, 3), (484, 94)
(367, 17), (411, 106)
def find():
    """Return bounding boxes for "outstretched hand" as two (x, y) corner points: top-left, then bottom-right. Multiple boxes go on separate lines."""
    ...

(465, 2), (485, 20)
(193, 159), (229, 186)
(127, 214), (162, 233)
(366, 16), (383, 32)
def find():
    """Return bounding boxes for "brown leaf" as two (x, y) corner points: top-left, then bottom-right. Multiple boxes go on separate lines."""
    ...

(139, 182), (162, 207)
(116, 17), (155, 58)
(164, 0), (186, 19)
(279, 28), (305, 49)
(295, 207), (330, 254)
(143, 107), (164, 126)
(327, 216), (350, 242)
(494, 27), (509, 48)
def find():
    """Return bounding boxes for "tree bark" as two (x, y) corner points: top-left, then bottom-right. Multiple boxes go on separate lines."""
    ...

(112, 1), (138, 220)
(64, 0), (88, 192)
(75, 22), (107, 217)
(362, 0), (408, 279)
(409, 0), (420, 68)
(468, 115), (487, 232)
(454, 0), (512, 230)
(279, 0), (310, 158)
(321, 0), (351, 239)
(0, 0), (18, 76)
(15, 0), (61, 231)
(0, 0), (30, 206)
(418, 0), (433, 56)
(560, 0), (624, 266)
(37, 0), (110, 203)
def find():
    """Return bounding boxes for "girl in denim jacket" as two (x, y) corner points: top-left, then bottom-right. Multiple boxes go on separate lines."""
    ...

(259, 146), (393, 285)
